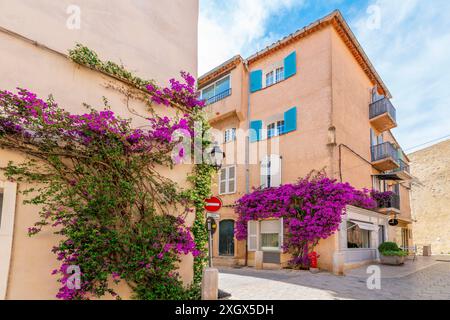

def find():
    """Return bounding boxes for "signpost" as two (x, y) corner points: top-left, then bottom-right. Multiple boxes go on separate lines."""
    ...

(204, 197), (222, 267)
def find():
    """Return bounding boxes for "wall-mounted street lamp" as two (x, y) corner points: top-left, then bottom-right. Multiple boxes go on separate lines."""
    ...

(209, 144), (225, 172)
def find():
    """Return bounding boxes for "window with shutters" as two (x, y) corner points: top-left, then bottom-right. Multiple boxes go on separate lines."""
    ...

(265, 71), (274, 87)
(265, 67), (284, 88)
(261, 220), (281, 251)
(267, 120), (285, 138)
(219, 166), (236, 195)
(224, 128), (236, 143)
(275, 67), (284, 82)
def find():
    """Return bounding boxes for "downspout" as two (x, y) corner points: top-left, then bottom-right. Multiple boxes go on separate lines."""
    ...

(243, 60), (251, 266)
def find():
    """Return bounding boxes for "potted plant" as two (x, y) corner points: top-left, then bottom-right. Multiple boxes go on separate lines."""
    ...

(378, 242), (407, 265)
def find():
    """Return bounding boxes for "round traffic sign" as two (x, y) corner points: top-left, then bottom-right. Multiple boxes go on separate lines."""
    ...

(204, 196), (222, 213)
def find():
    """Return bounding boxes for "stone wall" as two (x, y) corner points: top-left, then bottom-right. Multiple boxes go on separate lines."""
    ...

(409, 139), (450, 255)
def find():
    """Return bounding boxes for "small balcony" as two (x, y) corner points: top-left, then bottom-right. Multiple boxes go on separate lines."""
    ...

(371, 142), (400, 171)
(204, 88), (232, 106)
(376, 159), (412, 181)
(369, 98), (397, 132)
(377, 193), (400, 215)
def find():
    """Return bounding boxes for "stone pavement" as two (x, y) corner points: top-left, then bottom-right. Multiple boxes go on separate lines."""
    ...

(218, 257), (450, 300)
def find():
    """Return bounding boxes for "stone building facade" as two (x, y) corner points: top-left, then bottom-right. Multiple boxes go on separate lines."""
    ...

(410, 139), (450, 255)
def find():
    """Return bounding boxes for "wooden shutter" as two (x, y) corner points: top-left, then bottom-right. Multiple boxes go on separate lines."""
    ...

(227, 166), (236, 194)
(250, 70), (263, 93)
(219, 168), (227, 194)
(249, 120), (263, 143)
(283, 51), (297, 79)
(283, 107), (297, 133)
(247, 221), (258, 251)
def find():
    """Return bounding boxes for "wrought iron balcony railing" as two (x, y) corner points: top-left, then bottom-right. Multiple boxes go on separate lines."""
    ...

(371, 142), (399, 162)
(394, 159), (410, 173)
(369, 97), (396, 122)
(204, 88), (232, 105)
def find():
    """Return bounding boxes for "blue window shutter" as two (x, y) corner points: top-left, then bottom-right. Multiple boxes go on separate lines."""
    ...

(284, 107), (297, 133)
(284, 51), (297, 79)
(250, 70), (262, 93)
(249, 120), (262, 142)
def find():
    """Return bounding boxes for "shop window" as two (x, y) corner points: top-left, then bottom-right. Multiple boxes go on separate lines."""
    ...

(347, 221), (371, 249)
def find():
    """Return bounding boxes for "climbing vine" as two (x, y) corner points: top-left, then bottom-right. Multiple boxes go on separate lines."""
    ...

(0, 45), (213, 299)
(187, 112), (215, 285)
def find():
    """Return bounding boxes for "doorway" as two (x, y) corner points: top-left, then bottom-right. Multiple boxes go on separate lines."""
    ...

(219, 220), (235, 256)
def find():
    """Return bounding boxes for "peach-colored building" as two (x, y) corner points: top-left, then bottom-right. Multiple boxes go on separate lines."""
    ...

(198, 11), (413, 273)
(0, 0), (199, 299)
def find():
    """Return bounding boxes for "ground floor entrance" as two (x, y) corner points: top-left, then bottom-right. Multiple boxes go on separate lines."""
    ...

(219, 220), (235, 256)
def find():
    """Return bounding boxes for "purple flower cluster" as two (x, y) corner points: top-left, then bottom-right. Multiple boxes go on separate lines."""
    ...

(146, 72), (205, 109)
(370, 190), (395, 208)
(0, 88), (193, 157)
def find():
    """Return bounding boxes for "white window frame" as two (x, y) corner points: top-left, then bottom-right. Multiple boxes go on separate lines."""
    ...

(224, 128), (236, 143)
(267, 120), (285, 138)
(247, 218), (284, 253)
(264, 66), (284, 88)
(265, 71), (274, 87)
(275, 67), (284, 83)
(219, 165), (237, 195)
(260, 218), (283, 252)
(200, 74), (231, 100)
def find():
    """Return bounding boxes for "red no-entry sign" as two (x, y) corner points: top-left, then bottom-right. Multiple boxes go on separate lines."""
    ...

(204, 196), (222, 212)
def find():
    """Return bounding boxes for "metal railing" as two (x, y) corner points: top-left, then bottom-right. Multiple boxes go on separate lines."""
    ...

(204, 88), (232, 105)
(377, 193), (400, 210)
(395, 159), (410, 173)
(371, 142), (399, 162)
(369, 97), (396, 122)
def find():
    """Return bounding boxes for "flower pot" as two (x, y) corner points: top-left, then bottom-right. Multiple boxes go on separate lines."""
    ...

(380, 254), (405, 265)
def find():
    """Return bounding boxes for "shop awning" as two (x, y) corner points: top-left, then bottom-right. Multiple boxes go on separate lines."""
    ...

(351, 220), (378, 231)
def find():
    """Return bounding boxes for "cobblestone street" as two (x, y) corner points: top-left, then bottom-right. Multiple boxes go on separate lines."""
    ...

(218, 257), (450, 300)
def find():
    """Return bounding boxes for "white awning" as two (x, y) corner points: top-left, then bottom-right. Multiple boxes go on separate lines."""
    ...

(351, 220), (378, 231)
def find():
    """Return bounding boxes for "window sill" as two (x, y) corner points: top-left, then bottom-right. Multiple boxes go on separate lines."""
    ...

(219, 192), (236, 196)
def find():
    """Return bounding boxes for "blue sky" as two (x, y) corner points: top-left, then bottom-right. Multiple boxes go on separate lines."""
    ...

(199, 0), (450, 153)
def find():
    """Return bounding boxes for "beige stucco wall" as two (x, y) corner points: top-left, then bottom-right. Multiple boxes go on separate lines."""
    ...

(0, 1), (198, 299)
(410, 140), (450, 255)
(0, 0), (198, 85)
(330, 27), (374, 190)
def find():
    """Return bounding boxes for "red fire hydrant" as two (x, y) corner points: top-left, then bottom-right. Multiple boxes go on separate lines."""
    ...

(308, 251), (320, 269)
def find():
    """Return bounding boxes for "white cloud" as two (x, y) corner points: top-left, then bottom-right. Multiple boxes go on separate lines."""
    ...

(352, 0), (450, 152)
(199, 0), (304, 75)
